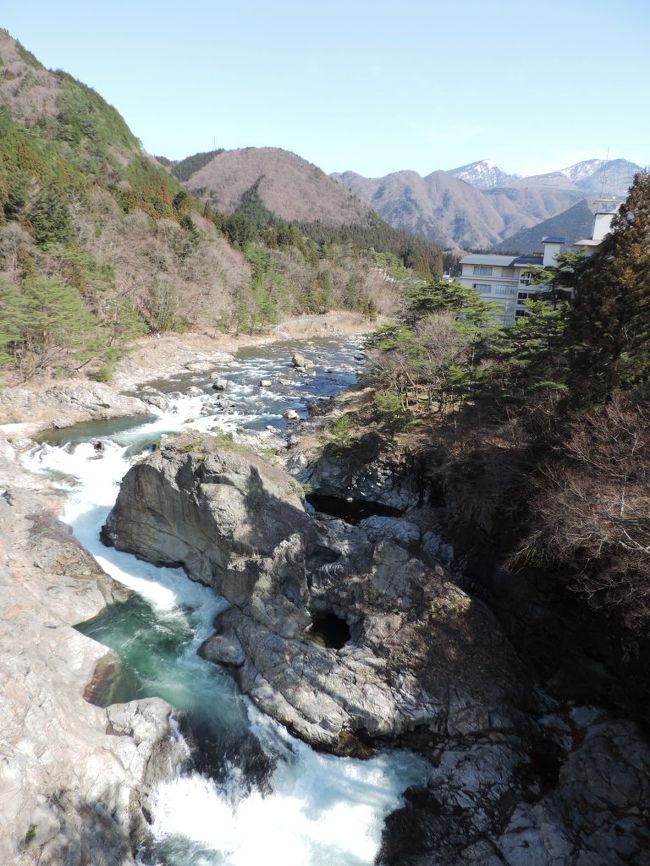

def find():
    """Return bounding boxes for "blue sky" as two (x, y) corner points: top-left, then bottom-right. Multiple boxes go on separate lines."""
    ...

(3, 0), (649, 177)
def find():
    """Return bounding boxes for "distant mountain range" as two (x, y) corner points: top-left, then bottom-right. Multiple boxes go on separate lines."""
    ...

(334, 158), (642, 251)
(448, 158), (638, 195)
(169, 148), (641, 254)
(332, 168), (583, 250)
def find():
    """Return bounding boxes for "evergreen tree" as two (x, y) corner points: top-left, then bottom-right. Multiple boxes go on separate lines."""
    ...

(529, 249), (583, 308)
(568, 171), (650, 403)
(21, 275), (99, 364)
(402, 278), (502, 362)
(498, 300), (569, 399)
(28, 184), (74, 246)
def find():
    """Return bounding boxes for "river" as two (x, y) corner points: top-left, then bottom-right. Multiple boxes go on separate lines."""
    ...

(25, 336), (429, 866)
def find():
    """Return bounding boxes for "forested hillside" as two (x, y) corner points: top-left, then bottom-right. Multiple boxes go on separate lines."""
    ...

(0, 30), (442, 382)
(359, 171), (650, 720)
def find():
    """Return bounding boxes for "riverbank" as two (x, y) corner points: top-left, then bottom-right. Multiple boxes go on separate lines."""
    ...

(290, 394), (650, 865)
(0, 311), (377, 439)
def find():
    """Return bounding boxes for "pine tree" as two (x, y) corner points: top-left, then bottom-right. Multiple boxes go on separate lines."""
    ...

(499, 300), (569, 399)
(28, 184), (74, 247)
(568, 171), (650, 402)
(21, 275), (99, 372)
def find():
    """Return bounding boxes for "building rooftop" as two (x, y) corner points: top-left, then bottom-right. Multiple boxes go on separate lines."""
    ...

(459, 254), (519, 266)
(512, 255), (543, 266)
(593, 199), (621, 214)
(541, 236), (565, 244)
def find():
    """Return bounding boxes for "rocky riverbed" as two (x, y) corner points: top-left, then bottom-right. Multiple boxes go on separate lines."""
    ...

(1, 323), (649, 866)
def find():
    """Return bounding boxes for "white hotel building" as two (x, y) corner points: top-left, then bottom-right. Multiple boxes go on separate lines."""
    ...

(458, 200), (619, 326)
(458, 250), (549, 327)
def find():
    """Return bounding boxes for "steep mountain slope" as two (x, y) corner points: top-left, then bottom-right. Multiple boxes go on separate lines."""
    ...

(0, 31), (415, 380)
(571, 158), (640, 195)
(493, 198), (596, 253)
(448, 160), (520, 189)
(183, 147), (372, 225)
(0, 29), (251, 358)
(333, 169), (497, 248)
(560, 159), (608, 184)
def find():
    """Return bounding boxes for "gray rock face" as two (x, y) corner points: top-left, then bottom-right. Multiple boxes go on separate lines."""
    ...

(359, 515), (421, 548)
(380, 711), (650, 866)
(103, 434), (311, 612)
(103, 433), (530, 754)
(495, 716), (650, 866)
(301, 432), (424, 511)
(0, 474), (181, 866)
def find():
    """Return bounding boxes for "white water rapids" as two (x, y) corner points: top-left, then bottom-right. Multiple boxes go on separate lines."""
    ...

(24, 341), (430, 865)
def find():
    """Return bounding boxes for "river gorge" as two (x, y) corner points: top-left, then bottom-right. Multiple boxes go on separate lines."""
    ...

(2, 333), (649, 866)
(21, 337), (430, 866)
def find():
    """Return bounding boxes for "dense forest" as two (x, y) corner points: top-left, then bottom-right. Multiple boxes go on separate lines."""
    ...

(0, 29), (444, 382)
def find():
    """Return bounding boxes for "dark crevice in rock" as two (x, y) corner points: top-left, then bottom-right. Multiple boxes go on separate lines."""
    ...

(304, 612), (351, 649)
(306, 493), (402, 524)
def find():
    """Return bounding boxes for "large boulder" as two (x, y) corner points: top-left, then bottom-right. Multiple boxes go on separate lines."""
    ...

(102, 433), (312, 616)
(300, 431), (425, 511)
(103, 433), (531, 753)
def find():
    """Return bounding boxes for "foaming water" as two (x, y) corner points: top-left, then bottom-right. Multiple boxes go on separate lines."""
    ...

(24, 337), (429, 865)
(149, 736), (424, 866)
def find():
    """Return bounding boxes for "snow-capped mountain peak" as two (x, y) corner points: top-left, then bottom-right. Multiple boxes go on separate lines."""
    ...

(448, 160), (521, 189)
(559, 159), (607, 183)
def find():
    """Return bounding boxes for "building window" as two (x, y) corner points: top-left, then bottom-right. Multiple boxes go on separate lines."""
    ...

(518, 291), (530, 301)
(515, 309), (528, 318)
(493, 284), (517, 296)
(473, 282), (492, 294)
(473, 265), (493, 276)
(519, 271), (533, 286)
